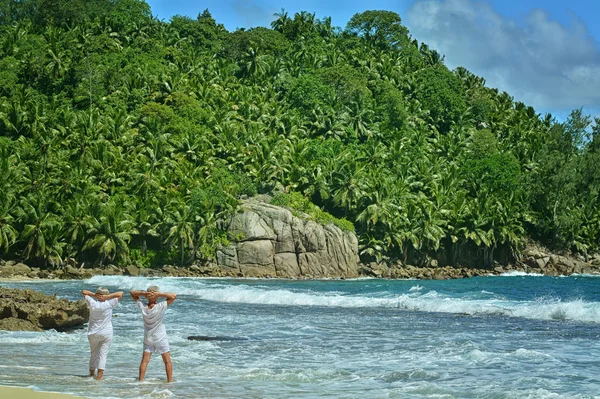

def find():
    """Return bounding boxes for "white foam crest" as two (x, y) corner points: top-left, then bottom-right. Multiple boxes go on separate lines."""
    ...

(242, 367), (356, 383)
(0, 331), (85, 344)
(511, 348), (552, 360)
(86, 275), (205, 292)
(409, 285), (424, 292)
(141, 388), (175, 399)
(88, 275), (600, 324)
(505, 388), (562, 399)
(511, 298), (600, 322)
(464, 348), (496, 363)
(572, 273), (600, 278)
(192, 285), (403, 308)
(498, 271), (545, 277)
(206, 284), (600, 324)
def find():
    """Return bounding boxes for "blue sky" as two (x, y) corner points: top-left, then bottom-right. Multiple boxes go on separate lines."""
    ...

(145, 0), (600, 120)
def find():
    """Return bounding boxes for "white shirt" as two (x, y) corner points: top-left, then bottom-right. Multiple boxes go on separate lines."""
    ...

(85, 296), (119, 336)
(136, 300), (168, 345)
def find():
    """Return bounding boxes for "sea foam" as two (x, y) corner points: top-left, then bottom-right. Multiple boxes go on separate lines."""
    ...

(85, 276), (600, 324)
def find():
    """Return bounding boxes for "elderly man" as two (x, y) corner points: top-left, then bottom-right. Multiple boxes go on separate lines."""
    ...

(130, 286), (177, 382)
(81, 287), (123, 380)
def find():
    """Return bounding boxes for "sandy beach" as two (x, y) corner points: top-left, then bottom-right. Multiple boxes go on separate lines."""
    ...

(0, 386), (86, 399)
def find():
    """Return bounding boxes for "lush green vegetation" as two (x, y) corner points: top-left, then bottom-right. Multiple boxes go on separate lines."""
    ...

(271, 191), (354, 232)
(0, 0), (598, 269)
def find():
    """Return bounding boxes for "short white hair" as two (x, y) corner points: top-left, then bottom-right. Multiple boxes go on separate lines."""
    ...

(96, 287), (109, 295)
(147, 285), (159, 293)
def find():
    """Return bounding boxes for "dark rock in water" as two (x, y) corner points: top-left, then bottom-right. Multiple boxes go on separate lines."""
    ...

(187, 335), (248, 341)
(0, 287), (89, 331)
(0, 317), (41, 332)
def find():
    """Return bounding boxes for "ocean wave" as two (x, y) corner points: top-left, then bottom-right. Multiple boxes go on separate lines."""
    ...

(242, 367), (357, 383)
(0, 331), (85, 344)
(192, 286), (600, 324)
(497, 271), (545, 277)
(571, 273), (600, 278)
(140, 388), (175, 399)
(511, 348), (553, 360)
(380, 369), (441, 382)
(85, 275), (600, 324)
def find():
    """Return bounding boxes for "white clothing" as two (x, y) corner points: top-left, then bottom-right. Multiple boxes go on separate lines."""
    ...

(136, 300), (170, 354)
(88, 334), (112, 370)
(85, 296), (119, 336)
(143, 340), (170, 354)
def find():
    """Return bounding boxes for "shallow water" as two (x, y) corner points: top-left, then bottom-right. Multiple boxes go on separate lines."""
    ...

(2, 274), (600, 398)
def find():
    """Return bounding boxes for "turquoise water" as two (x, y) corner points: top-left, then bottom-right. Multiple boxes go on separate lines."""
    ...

(2, 273), (600, 398)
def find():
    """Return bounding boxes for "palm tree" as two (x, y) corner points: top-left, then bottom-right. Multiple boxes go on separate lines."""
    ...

(163, 202), (198, 266)
(239, 45), (268, 81)
(0, 195), (18, 255)
(271, 9), (290, 33)
(18, 192), (63, 266)
(130, 197), (161, 258)
(60, 195), (95, 258)
(84, 199), (133, 265)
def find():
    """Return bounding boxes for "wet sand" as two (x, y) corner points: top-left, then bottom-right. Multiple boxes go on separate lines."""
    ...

(0, 386), (87, 399)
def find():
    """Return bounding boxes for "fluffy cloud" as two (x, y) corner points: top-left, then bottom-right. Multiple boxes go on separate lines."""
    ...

(405, 0), (600, 116)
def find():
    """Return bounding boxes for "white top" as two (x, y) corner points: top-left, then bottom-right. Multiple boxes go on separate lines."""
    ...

(136, 300), (168, 345)
(85, 296), (119, 336)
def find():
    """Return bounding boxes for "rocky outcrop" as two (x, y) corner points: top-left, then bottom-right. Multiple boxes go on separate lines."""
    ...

(520, 244), (598, 276)
(0, 287), (89, 331)
(216, 199), (360, 278)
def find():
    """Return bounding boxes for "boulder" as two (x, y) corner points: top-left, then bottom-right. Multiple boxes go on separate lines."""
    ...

(237, 240), (274, 266)
(216, 198), (360, 278)
(0, 265), (15, 277)
(228, 210), (276, 241)
(162, 265), (182, 276)
(0, 263), (32, 277)
(64, 265), (83, 277)
(125, 265), (140, 276)
(274, 253), (299, 277)
(432, 268), (446, 280)
(0, 287), (88, 331)
(12, 263), (31, 275)
(522, 248), (545, 258)
(0, 317), (41, 332)
(216, 244), (240, 270)
(102, 265), (123, 276)
(535, 257), (549, 269)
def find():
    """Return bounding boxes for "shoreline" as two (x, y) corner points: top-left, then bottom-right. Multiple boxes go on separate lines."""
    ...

(0, 386), (86, 399)
(1, 243), (599, 281)
(0, 262), (598, 282)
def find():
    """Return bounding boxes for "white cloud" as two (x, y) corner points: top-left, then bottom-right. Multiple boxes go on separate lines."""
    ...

(405, 0), (600, 115)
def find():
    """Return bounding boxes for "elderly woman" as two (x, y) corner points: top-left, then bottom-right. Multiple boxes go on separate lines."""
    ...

(81, 287), (123, 380)
(130, 286), (177, 382)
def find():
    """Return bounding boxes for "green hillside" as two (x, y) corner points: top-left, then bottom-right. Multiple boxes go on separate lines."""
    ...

(0, 0), (598, 269)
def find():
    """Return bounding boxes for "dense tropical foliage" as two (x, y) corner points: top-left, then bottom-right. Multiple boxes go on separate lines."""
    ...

(0, 0), (598, 269)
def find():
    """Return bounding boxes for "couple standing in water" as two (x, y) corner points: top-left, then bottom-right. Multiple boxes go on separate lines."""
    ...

(81, 286), (177, 382)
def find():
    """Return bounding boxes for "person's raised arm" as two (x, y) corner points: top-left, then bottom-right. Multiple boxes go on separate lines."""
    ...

(82, 289), (96, 298)
(130, 290), (146, 301)
(104, 291), (124, 302)
(158, 292), (177, 306)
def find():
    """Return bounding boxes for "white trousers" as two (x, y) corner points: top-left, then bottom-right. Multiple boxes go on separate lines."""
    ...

(88, 334), (112, 370)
